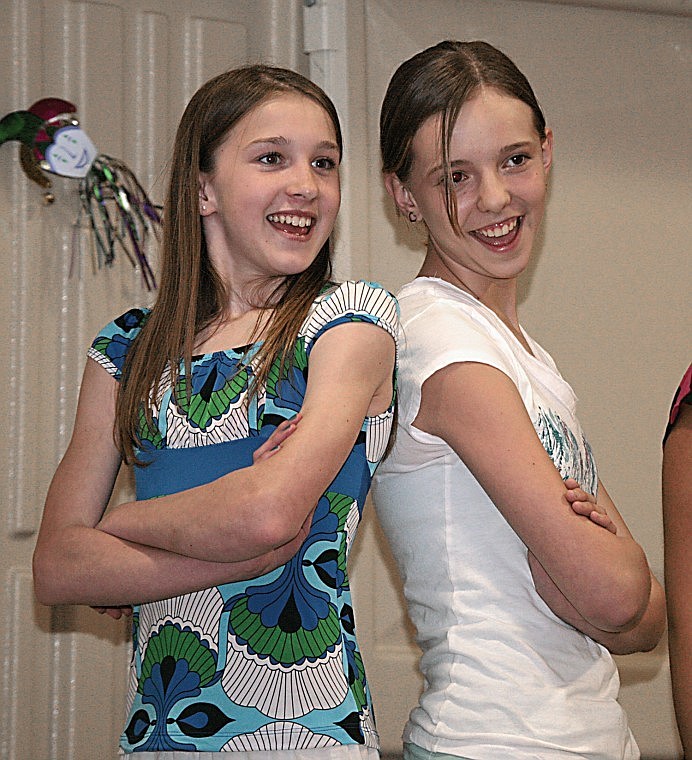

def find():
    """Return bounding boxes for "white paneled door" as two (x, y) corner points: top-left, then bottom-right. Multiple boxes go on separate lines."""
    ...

(0, 2), (304, 758)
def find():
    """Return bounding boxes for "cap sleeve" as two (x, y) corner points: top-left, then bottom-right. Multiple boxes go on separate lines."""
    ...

(87, 307), (150, 382)
(301, 280), (399, 355)
(397, 298), (518, 428)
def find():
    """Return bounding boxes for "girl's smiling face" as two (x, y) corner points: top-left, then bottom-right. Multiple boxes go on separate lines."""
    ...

(388, 87), (553, 296)
(199, 92), (341, 297)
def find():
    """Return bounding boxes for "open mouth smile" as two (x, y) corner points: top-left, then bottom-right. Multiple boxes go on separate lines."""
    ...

(470, 216), (522, 248)
(267, 213), (314, 237)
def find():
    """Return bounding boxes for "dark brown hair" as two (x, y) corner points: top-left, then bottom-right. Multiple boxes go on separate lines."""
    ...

(380, 40), (546, 231)
(116, 65), (342, 463)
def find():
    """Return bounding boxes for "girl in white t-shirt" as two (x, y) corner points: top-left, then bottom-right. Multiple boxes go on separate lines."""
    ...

(373, 40), (665, 760)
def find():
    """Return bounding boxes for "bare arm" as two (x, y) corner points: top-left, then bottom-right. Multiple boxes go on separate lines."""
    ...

(663, 403), (692, 755)
(97, 321), (396, 562)
(415, 362), (658, 633)
(529, 481), (665, 653)
(33, 360), (312, 607)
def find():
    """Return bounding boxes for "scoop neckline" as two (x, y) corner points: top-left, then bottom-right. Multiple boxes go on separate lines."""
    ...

(191, 340), (264, 362)
(409, 276), (547, 367)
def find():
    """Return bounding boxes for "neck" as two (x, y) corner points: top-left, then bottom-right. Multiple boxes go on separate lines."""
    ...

(418, 245), (519, 329)
(194, 307), (272, 354)
(418, 243), (534, 354)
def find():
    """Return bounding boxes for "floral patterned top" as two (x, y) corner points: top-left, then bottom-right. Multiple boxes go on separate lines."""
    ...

(88, 280), (399, 754)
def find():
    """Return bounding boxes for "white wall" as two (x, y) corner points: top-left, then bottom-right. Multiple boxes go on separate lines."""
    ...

(329, 1), (690, 757)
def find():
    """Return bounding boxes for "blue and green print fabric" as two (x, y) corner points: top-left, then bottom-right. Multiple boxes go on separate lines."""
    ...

(87, 280), (399, 754)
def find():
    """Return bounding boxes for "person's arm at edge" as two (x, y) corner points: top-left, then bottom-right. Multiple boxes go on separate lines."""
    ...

(663, 402), (692, 755)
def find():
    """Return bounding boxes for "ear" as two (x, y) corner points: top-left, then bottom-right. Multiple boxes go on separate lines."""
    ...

(541, 128), (554, 174)
(384, 172), (420, 218)
(198, 173), (216, 216)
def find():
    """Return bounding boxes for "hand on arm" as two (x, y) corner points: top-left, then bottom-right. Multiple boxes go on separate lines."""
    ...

(97, 322), (396, 563)
(251, 414), (303, 461)
(527, 478), (665, 652)
(415, 362), (659, 634)
(563, 478), (616, 534)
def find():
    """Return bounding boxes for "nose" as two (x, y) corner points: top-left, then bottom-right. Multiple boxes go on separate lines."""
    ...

(476, 171), (510, 214)
(286, 162), (318, 200)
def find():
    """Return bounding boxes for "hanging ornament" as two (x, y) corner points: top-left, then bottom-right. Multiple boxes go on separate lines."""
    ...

(0, 97), (159, 289)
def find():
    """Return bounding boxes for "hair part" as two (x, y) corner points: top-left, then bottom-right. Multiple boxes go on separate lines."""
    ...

(380, 40), (546, 233)
(116, 64), (342, 464)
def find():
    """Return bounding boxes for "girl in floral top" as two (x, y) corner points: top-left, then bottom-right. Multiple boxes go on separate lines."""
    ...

(34, 65), (398, 759)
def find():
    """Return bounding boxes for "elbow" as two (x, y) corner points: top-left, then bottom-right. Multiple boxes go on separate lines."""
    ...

(33, 585), (58, 607)
(32, 536), (83, 606)
(208, 487), (311, 562)
(245, 479), (314, 553)
(249, 492), (310, 555)
(587, 604), (644, 635)
(604, 596), (649, 634)
(610, 584), (666, 655)
(637, 631), (664, 654)
(591, 560), (653, 633)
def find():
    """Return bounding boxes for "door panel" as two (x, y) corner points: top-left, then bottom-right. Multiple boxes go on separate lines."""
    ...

(0, 2), (304, 758)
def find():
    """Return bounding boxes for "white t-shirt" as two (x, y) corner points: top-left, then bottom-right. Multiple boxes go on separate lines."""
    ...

(373, 278), (638, 760)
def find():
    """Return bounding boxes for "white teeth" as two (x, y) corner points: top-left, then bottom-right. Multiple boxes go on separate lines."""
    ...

(477, 218), (518, 238)
(268, 214), (313, 227)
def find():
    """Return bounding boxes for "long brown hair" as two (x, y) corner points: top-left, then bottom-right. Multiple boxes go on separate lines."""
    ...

(380, 40), (546, 232)
(116, 65), (342, 464)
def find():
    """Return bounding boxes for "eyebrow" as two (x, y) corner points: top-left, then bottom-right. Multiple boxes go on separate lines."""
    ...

(247, 136), (340, 152)
(426, 140), (536, 178)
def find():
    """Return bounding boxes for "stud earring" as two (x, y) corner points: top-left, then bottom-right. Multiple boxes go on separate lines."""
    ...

(201, 204), (206, 212)
(408, 211), (417, 223)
